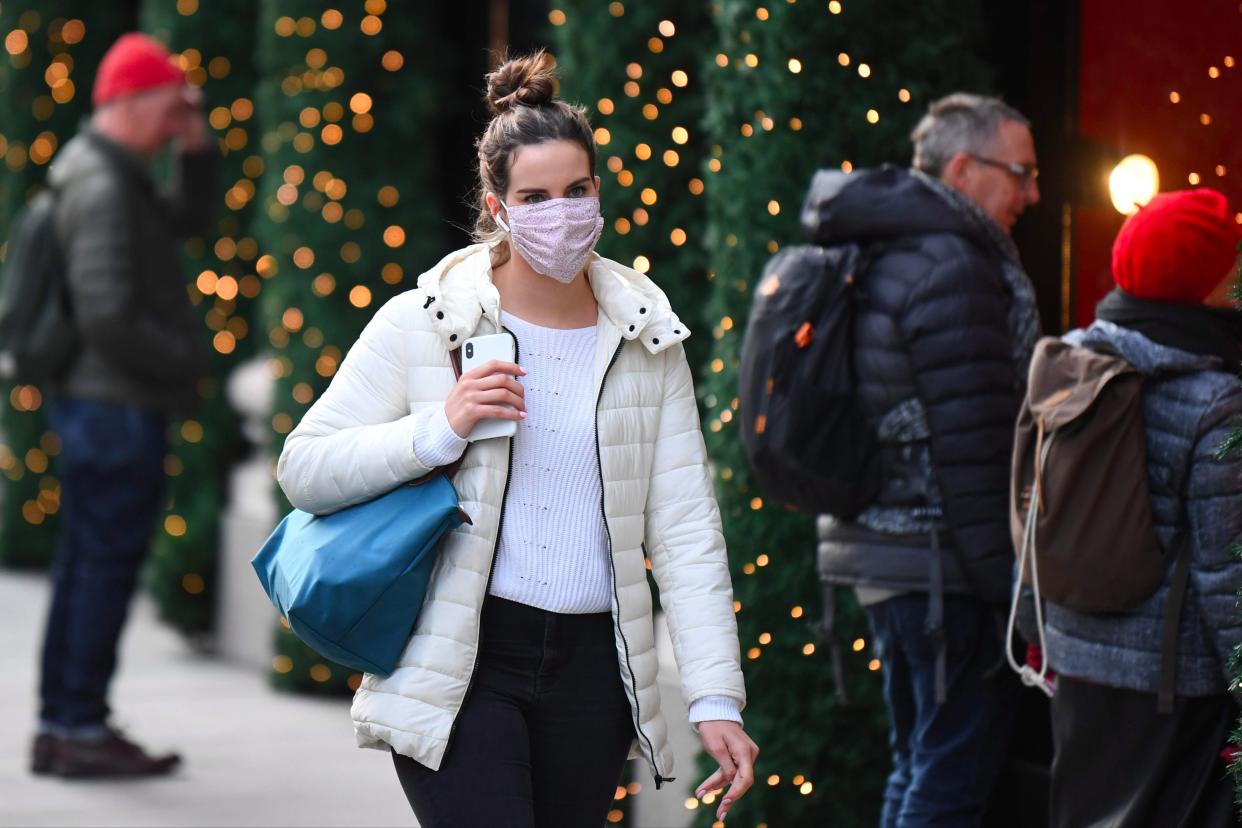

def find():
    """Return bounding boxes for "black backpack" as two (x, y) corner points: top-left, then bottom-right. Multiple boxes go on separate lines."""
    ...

(738, 243), (881, 516)
(0, 186), (77, 384)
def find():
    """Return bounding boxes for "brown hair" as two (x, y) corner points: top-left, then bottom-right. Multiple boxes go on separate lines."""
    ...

(474, 51), (597, 263)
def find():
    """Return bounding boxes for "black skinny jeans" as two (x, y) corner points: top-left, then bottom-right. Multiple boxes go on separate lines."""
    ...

(391, 595), (636, 828)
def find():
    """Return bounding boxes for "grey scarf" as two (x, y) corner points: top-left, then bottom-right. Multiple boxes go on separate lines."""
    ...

(910, 168), (1042, 378)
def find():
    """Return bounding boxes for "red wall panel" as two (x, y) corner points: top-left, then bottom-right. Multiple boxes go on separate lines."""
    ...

(1075, 1), (1241, 326)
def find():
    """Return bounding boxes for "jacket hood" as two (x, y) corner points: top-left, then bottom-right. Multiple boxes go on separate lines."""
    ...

(48, 129), (149, 190)
(1065, 320), (1223, 376)
(799, 165), (994, 250)
(47, 133), (97, 188)
(415, 244), (690, 355)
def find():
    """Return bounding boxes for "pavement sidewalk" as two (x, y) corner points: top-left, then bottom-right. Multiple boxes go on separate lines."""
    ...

(0, 570), (700, 828)
(0, 570), (413, 828)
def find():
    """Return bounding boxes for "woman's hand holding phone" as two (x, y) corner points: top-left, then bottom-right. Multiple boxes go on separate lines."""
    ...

(445, 359), (527, 439)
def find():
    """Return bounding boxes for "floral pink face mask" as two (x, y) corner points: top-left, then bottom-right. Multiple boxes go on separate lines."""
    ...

(496, 196), (605, 284)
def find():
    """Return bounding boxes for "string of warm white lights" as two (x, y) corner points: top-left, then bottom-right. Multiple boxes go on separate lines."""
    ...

(0, 11), (89, 536)
(551, 3), (925, 823)
(1165, 52), (1239, 221)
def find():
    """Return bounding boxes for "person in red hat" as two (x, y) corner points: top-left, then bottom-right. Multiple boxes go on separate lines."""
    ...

(30, 31), (217, 779)
(1029, 188), (1242, 827)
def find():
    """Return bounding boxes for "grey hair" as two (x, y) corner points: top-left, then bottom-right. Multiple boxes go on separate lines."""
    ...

(910, 93), (1029, 177)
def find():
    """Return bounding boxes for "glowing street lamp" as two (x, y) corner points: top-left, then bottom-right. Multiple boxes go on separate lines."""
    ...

(1109, 154), (1159, 215)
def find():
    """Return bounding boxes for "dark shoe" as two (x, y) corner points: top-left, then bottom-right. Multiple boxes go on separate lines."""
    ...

(53, 728), (181, 778)
(31, 732), (60, 775)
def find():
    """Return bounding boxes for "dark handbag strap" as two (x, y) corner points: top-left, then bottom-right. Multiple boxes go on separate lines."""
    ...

(442, 347), (466, 480)
(1157, 536), (1192, 714)
(812, 583), (849, 704)
(926, 526), (948, 705)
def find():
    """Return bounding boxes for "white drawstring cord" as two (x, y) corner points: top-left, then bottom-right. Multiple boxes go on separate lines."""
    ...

(1005, 428), (1056, 698)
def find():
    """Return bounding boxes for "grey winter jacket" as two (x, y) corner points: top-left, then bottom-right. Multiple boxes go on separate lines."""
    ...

(1039, 320), (1242, 697)
(812, 167), (1032, 603)
(47, 128), (215, 415)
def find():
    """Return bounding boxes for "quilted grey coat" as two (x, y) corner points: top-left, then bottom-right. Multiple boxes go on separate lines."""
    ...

(1040, 320), (1242, 696)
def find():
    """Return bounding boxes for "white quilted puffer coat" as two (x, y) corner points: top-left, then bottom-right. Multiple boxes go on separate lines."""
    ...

(276, 244), (745, 784)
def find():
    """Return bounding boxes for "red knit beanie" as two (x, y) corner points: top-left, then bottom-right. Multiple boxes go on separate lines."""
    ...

(92, 33), (185, 107)
(1112, 188), (1242, 304)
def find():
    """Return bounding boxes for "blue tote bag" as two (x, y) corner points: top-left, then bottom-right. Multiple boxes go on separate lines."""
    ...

(252, 351), (469, 676)
(251, 474), (469, 676)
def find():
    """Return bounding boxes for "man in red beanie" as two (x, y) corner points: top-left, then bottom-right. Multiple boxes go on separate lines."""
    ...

(30, 31), (216, 778)
(1026, 188), (1242, 827)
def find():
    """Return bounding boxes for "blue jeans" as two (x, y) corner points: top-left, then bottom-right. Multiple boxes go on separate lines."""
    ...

(39, 398), (167, 731)
(866, 593), (1017, 828)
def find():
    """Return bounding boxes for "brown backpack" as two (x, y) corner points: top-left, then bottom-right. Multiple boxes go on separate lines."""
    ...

(1004, 336), (1190, 713)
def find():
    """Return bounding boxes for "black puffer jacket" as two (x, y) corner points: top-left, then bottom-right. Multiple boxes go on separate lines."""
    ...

(813, 166), (1031, 603)
(48, 128), (216, 415)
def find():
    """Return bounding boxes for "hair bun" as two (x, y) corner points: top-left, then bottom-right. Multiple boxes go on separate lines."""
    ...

(485, 50), (556, 115)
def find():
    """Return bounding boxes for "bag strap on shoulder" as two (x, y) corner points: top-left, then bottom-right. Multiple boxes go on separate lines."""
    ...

(440, 347), (466, 482)
(449, 346), (462, 380)
(1157, 534), (1192, 714)
(849, 239), (915, 290)
(1156, 408), (1199, 714)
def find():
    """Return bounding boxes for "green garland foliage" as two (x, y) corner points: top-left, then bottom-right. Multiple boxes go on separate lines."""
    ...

(138, 0), (258, 638)
(695, 2), (992, 825)
(551, 7), (717, 821)
(252, 2), (449, 694)
(550, 0), (714, 369)
(0, 3), (130, 568)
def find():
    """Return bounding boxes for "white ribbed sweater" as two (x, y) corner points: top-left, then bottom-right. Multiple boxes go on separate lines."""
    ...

(413, 311), (741, 725)
(491, 312), (612, 613)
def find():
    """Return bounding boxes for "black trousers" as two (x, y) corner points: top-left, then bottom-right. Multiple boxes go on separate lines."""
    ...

(391, 595), (636, 828)
(1051, 678), (1240, 828)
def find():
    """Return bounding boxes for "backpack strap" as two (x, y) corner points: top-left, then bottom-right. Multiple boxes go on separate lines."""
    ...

(1080, 337), (1190, 713)
(1156, 536), (1192, 714)
(1154, 397), (1199, 715)
(926, 526), (948, 704)
(813, 583), (849, 704)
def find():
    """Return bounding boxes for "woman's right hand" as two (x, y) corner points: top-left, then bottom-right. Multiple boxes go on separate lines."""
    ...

(444, 360), (527, 438)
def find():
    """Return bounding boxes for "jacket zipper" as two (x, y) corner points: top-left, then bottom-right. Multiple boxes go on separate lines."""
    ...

(595, 338), (673, 788)
(445, 326), (519, 752)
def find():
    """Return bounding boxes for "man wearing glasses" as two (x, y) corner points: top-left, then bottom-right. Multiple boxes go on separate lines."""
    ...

(811, 93), (1041, 826)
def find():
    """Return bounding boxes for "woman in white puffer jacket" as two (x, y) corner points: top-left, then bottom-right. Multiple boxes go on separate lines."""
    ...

(276, 52), (756, 827)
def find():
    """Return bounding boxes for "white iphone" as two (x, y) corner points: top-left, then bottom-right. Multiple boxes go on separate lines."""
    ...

(460, 332), (519, 441)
